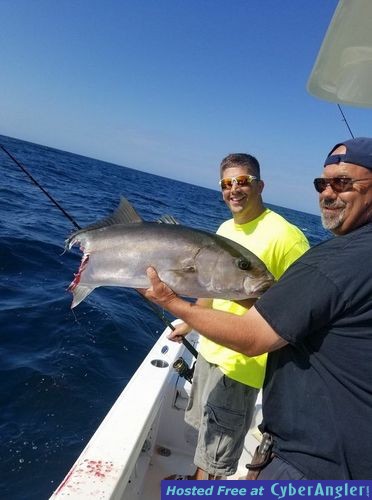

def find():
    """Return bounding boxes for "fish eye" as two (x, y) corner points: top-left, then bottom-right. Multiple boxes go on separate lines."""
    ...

(237, 258), (251, 271)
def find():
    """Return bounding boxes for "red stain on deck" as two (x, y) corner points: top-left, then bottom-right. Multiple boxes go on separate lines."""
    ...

(53, 464), (79, 495)
(52, 458), (115, 495)
(85, 459), (114, 478)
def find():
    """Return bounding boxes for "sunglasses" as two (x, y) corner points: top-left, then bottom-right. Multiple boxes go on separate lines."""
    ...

(219, 174), (257, 190)
(313, 177), (372, 193)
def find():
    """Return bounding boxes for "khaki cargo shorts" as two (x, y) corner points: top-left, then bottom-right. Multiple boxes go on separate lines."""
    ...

(185, 354), (259, 476)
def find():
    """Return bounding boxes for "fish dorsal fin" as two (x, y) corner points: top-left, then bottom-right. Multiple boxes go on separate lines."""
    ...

(156, 214), (180, 225)
(65, 198), (143, 249)
(109, 197), (143, 224)
(77, 197), (143, 234)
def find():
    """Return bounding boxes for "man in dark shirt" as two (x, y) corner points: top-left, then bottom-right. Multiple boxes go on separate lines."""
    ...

(140, 137), (372, 479)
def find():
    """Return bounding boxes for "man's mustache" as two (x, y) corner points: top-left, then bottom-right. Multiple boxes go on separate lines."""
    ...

(320, 199), (346, 209)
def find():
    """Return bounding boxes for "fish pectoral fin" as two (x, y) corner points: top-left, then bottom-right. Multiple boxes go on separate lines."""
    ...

(159, 266), (196, 285)
(70, 285), (95, 308)
(182, 265), (196, 273)
(168, 266), (196, 276)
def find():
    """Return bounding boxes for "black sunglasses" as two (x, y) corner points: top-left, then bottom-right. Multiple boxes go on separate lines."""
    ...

(313, 177), (372, 193)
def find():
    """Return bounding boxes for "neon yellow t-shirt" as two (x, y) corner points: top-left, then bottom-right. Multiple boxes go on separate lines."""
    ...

(199, 208), (310, 388)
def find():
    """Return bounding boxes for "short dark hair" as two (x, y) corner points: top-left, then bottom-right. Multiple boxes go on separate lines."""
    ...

(220, 153), (261, 180)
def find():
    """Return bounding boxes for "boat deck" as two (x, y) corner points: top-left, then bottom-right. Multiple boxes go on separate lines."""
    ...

(50, 326), (262, 499)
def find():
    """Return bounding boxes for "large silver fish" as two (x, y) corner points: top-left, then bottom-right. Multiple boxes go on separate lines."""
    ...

(66, 198), (274, 308)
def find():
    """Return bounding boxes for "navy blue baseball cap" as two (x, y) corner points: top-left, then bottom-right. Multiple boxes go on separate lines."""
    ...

(324, 137), (372, 170)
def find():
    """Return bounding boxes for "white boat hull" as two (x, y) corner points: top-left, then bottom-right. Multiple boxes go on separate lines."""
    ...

(50, 322), (262, 499)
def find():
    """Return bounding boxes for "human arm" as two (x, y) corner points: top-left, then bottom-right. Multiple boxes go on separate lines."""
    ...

(140, 267), (287, 356)
(168, 298), (213, 342)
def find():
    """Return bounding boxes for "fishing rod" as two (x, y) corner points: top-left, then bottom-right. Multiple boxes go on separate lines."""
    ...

(0, 144), (198, 361)
(1, 145), (82, 230)
(337, 104), (355, 139)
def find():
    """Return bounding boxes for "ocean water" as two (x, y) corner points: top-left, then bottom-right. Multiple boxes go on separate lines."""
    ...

(0, 134), (330, 499)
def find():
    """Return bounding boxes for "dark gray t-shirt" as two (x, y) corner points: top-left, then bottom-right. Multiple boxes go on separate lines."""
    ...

(256, 223), (372, 479)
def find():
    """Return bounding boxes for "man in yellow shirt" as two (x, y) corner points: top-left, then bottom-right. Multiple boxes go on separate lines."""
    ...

(167, 153), (309, 480)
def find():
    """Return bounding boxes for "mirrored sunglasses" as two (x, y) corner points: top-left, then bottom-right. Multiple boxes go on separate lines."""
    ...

(219, 174), (257, 190)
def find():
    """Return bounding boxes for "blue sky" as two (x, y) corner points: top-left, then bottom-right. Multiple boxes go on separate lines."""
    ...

(1, 0), (372, 215)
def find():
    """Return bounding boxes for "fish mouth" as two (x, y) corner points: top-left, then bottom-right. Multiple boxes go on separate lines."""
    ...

(247, 278), (274, 297)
